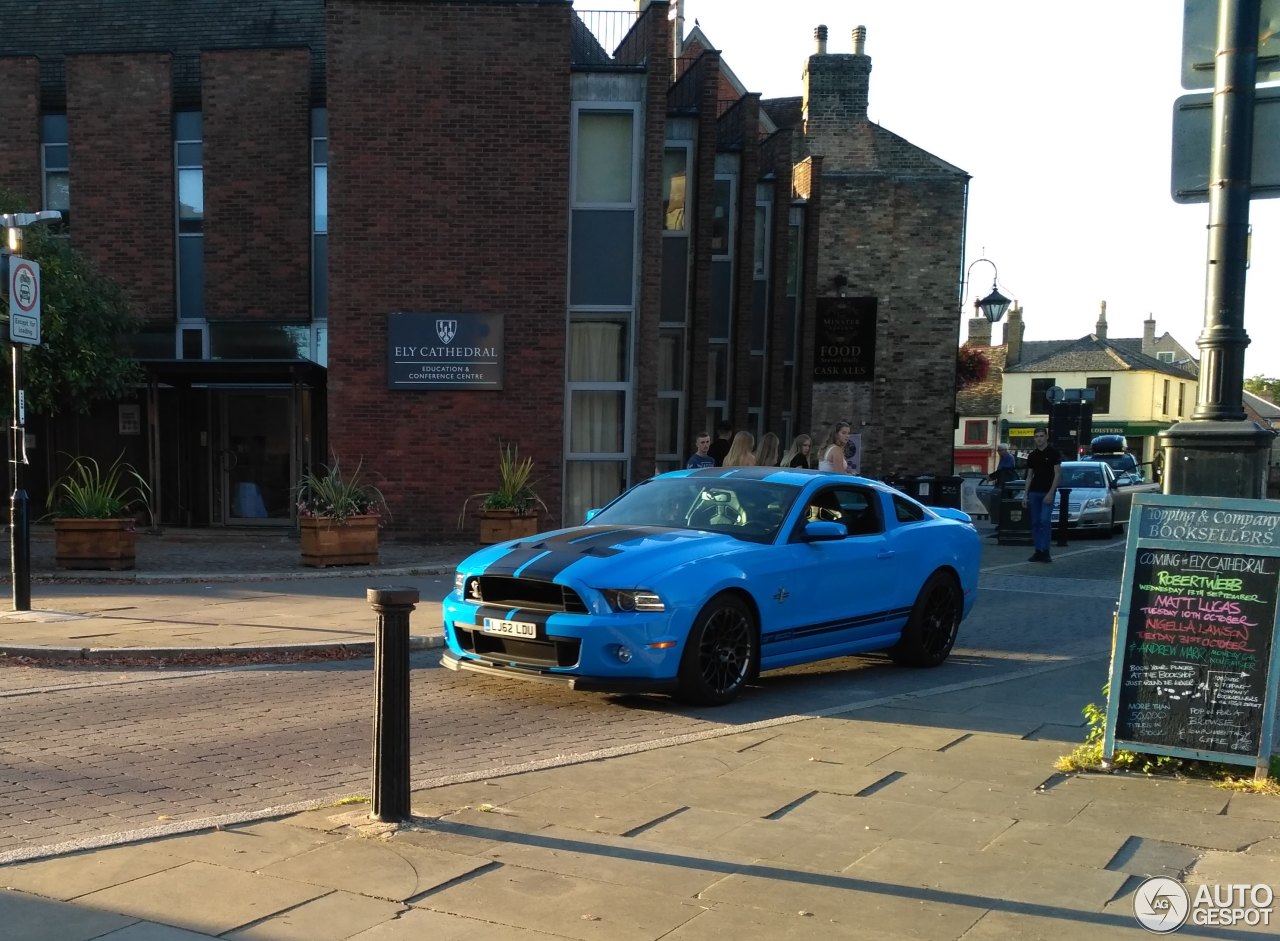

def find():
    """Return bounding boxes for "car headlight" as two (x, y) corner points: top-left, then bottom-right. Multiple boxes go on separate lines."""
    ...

(1082, 498), (1106, 511)
(454, 572), (465, 594)
(600, 589), (665, 612)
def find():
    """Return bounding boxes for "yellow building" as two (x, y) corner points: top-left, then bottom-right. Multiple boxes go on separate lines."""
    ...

(955, 303), (1198, 475)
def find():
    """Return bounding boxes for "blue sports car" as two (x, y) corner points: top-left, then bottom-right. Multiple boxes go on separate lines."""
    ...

(441, 467), (980, 705)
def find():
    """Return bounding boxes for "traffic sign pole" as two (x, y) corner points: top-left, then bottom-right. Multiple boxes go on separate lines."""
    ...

(10, 343), (29, 611)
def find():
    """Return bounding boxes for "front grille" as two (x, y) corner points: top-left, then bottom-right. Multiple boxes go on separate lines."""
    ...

(468, 576), (588, 613)
(453, 627), (581, 668)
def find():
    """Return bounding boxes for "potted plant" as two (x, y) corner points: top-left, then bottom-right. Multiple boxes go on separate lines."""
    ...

(295, 458), (389, 567)
(45, 454), (152, 570)
(460, 443), (546, 544)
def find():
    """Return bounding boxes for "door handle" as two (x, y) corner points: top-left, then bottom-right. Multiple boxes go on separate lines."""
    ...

(877, 550), (895, 559)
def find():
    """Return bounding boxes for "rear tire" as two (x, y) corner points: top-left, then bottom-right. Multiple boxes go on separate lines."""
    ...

(890, 571), (962, 667)
(675, 593), (758, 705)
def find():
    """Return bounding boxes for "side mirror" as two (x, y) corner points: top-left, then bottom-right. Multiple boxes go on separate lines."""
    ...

(802, 520), (847, 542)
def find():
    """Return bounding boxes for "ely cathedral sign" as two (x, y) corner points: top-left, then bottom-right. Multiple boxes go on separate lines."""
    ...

(387, 312), (505, 389)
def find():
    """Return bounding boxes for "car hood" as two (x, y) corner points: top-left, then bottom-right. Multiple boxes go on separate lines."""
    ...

(461, 524), (750, 586)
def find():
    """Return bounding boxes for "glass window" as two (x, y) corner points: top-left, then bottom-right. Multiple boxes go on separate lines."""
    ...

(753, 204), (768, 278)
(565, 461), (626, 528)
(1156, 350), (1174, 363)
(658, 332), (681, 390)
(568, 319), (628, 382)
(663, 149), (687, 231)
(711, 179), (733, 256)
(575, 111), (633, 204)
(178, 168), (204, 228)
(1085, 377), (1111, 413)
(41, 115), (69, 220)
(569, 391), (626, 453)
(893, 495), (927, 524)
(964, 420), (988, 444)
(1163, 379), (1171, 414)
(1178, 382), (1186, 416)
(313, 164), (328, 234)
(656, 396), (679, 456)
(1030, 378), (1056, 415)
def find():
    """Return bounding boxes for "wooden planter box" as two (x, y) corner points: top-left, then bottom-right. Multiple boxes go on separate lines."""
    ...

(479, 508), (540, 544)
(300, 515), (380, 567)
(53, 518), (137, 571)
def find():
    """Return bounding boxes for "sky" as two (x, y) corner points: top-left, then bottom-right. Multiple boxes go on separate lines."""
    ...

(584, 1), (1280, 377)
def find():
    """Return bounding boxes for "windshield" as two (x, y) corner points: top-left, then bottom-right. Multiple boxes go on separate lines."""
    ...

(589, 476), (802, 544)
(1061, 466), (1106, 488)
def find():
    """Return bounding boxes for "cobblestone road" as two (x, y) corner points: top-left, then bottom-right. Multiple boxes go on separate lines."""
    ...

(0, 543), (1130, 861)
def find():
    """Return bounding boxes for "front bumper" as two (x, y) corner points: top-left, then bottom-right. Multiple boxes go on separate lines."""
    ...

(440, 651), (679, 694)
(441, 595), (687, 688)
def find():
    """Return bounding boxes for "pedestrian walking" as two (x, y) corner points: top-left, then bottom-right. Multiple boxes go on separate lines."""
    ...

(1022, 428), (1061, 562)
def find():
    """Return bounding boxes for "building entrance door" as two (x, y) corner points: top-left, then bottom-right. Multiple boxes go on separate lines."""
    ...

(220, 391), (294, 524)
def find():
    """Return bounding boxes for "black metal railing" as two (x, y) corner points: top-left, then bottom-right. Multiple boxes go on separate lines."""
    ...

(571, 9), (652, 69)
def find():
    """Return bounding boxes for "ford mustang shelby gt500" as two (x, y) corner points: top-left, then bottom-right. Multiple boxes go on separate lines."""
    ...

(441, 466), (980, 704)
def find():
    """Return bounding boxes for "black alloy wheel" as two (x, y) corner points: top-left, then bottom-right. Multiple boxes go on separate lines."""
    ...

(676, 593), (758, 705)
(890, 571), (962, 667)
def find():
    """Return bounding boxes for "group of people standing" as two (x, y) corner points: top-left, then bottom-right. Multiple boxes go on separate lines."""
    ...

(686, 420), (860, 474)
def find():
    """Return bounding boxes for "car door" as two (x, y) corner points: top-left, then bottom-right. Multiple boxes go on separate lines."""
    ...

(765, 484), (911, 665)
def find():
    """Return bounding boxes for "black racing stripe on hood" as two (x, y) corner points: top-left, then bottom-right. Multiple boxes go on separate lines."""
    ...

(496, 526), (678, 582)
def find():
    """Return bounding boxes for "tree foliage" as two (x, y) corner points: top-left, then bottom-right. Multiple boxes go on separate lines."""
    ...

(956, 345), (991, 390)
(1, 203), (141, 417)
(1245, 375), (1280, 404)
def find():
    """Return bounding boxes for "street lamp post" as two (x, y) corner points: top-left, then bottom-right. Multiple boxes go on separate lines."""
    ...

(961, 257), (1012, 325)
(1, 210), (61, 611)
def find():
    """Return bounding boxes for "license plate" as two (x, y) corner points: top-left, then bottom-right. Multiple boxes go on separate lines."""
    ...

(482, 617), (537, 638)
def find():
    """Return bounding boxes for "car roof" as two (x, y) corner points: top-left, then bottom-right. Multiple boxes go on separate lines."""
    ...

(659, 465), (886, 489)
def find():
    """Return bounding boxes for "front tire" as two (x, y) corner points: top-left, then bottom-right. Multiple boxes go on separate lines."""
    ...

(676, 593), (758, 705)
(890, 571), (961, 667)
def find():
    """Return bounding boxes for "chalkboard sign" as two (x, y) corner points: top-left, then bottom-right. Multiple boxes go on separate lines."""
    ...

(1106, 494), (1280, 775)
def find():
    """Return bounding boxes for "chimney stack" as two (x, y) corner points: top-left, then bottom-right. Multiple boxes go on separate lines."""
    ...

(852, 25), (866, 55)
(814, 24), (828, 55)
(1143, 315), (1157, 355)
(1095, 300), (1108, 340)
(967, 314), (992, 347)
(1004, 304), (1024, 365)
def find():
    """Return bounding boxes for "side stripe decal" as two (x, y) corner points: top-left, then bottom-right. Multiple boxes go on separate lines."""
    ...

(761, 606), (913, 645)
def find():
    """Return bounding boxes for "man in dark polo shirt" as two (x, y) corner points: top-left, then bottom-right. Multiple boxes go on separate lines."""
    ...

(1022, 427), (1061, 563)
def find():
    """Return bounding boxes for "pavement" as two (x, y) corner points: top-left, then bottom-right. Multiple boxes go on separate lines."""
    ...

(0, 523), (1278, 939)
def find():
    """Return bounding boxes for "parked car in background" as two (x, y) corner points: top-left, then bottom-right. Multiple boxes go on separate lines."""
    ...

(1088, 434), (1142, 479)
(1052, 460), (1160, 534)
(441, 467), (980, 705)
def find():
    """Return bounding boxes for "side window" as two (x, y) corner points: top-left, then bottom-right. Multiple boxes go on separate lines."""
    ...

(804, 486), (883, 536)
(893, 495), (927, 524)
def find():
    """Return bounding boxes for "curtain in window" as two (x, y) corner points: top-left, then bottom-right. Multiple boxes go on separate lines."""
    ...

(566, 461), (625, 527)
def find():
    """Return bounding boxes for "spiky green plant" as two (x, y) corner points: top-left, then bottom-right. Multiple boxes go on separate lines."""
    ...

(45, 453), (151, 519)
(295, 457), (388, 524)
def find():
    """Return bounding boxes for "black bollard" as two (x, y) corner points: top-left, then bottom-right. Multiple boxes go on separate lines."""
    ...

(1055, 487), (1071, 547)
(367, 586), (419, 822)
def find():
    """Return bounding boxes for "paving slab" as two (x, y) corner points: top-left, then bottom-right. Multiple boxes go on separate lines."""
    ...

(149, 820), (341, 871)
(845, 837), (1130, 911)
(0, 887), (138, 941)
(500, 785), (687, 836)
(258, 837), (492, 901)
(982, 818), (1130, 870)
(415, 862), (706, 941)
(698, 869), (984, 940)
(662, 902), (920, 941)
(222, 889), (407, 941)
(0, 843), (187, 900)
(72, 861), (328, 935)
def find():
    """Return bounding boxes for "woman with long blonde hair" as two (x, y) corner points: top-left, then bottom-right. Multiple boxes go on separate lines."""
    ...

(722, 431), (756, 467)
(818, 422), (852, 473)
(754, 432), (780, 467)
(782, 434), (812, 469)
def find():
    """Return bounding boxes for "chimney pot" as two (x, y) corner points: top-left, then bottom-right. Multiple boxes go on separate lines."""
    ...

(852, 25), (866, 55)
(814, 24), (827, 55)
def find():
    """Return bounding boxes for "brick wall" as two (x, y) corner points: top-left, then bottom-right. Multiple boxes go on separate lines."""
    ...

(0, 57), (40, 206)
(203, 48), (312, 320)
(66, 53), (175, 323)
(326, 0), (572, 536)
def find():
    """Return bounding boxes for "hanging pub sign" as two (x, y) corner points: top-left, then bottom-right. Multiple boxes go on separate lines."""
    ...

(387, 312), (504, 390)
(814, 296), (876, 382)
(1105, 493), (1280, 780)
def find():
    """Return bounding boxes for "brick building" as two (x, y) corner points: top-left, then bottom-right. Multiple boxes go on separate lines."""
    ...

(0, 0), (969, 534)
